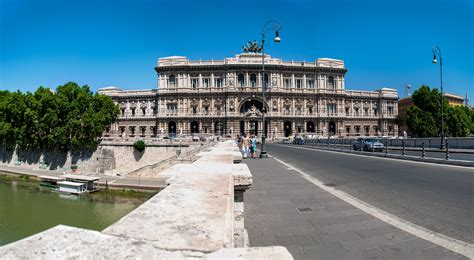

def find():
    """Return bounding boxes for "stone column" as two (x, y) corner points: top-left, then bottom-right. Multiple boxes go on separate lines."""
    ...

(245, 72), (249, 88)
(303, 74), (307, 89)
(210, 73), (214, 88)
(291, 74), (295, 89)
(198, 73), (202, 89)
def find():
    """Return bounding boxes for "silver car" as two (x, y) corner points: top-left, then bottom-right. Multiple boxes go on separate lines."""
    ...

(353, 138), (384, 152)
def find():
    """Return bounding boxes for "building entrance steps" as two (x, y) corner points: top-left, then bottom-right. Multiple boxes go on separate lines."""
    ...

(243, 157), (467, 260)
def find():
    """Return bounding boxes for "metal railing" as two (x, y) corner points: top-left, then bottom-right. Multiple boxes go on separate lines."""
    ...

(281, 137), (474, 163)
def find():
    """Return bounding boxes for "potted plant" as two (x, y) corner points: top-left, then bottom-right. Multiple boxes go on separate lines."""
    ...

(71, 164), (78, 173)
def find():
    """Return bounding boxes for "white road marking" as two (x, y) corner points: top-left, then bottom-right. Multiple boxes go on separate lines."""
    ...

(273, 143), (474, 170)
(270, 154), (474, 258)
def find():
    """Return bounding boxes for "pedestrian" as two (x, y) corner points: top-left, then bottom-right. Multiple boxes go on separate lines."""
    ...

(242, 134), (250, 159)
(251, 134), (257, 159)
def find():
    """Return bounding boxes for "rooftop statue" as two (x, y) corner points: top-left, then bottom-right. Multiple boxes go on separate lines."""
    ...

(242, 40), (262, 53)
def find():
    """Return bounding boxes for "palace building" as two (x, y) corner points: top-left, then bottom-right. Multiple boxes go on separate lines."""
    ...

(99, 52), (398, 139)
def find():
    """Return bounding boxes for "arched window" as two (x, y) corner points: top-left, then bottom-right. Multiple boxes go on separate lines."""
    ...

(238, 74), (245, 87)
(250, 74), (257, 87)
(169, 75), (176, 88)
(327, 76), (335, 89)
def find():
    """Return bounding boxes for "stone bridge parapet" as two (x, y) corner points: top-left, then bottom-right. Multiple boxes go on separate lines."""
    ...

(0, 140), (292, 259)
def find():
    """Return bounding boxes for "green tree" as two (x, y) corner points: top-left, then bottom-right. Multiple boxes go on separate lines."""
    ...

(445, 106), (471, 137)
(133, 140), (146, 152)
(406, 106), (438, 137)
(0, 82), (119, 152)
(404, 85), (472, 137)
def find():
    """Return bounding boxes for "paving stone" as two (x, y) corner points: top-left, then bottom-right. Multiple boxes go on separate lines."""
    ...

(284, 245), (305, 260)
(384, 231), (418, 244)
(302, 243), (352, 260)
(355, 225), (399, 239)
(315, 231), (363, 243)
(339, 236), (395, 250)
(244, 157), (464, 259)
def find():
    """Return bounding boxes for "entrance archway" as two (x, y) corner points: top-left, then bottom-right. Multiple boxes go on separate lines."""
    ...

(240, 99), (267, 114)
(284, 121), (292, 137)
(191, 121), (199, 134)
(328, 121), (336, 136)
(168, 121), (176, 134)
(307, 121), (315, 133)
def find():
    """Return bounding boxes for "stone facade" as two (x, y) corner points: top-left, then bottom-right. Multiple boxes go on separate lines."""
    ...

(99, 53), (398, 138)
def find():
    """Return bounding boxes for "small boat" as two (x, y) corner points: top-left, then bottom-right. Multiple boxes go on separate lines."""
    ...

(53, 181), (88, 195)
(62, 174), (100, 193)
(39, 175), (64, 188)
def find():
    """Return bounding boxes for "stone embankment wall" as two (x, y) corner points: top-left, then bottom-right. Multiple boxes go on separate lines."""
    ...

(0, 141), (203, 176)
(0, 140), (293, 259)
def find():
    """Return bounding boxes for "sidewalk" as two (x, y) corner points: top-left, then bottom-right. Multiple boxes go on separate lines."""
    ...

(243, 157), (466, 259)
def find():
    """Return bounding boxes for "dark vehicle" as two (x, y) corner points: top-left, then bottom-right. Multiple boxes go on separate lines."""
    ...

(353, 138), (384, 152)
(294, 135), (305, 145)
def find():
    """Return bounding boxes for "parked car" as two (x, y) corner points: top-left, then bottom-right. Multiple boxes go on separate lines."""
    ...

(353, 138), (384, 152)
(294, 135), (305, 145)
(282, 137), (291, 144)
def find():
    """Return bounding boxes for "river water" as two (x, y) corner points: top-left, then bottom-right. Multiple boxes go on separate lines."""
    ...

(0, 175), (154, 246)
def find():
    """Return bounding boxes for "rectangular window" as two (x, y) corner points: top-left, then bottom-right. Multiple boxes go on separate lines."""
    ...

(203, 78), (210, 88)
(167, 104), (177, 115)
(284, 78), (291, 88)
(388, 106), (394, 116)
(327, 104), (337, 115)
(345, 107), (350, 116)
(215, 78), (222, 88)
(191, 78), (198, 88)
(307, 80), (314, 89)
(296, 79), (302, 89)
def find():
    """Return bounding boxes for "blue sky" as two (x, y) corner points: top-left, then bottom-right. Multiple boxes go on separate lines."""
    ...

(1, 0), (473, 101)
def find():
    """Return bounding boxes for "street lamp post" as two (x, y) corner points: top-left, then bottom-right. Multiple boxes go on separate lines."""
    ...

(260, 20), (281, 158)
(432, 46), (444, 149)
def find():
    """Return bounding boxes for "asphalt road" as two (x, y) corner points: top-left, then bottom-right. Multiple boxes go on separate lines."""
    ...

(266, 143), (474, 244)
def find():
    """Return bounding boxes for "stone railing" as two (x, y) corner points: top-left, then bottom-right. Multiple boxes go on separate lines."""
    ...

(0, 140), (292, 259)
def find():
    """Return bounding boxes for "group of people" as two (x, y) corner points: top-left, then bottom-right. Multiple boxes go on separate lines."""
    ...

(235, 133), (257, 159)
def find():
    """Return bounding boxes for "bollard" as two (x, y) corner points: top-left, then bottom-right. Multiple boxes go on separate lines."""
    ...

(445, 139), (450, 160)
(422, 142), (426, 159)
(402, 140), (406, 156)
(334, 139), (337, 150)
(342, 138), (344, 150)
(384, 138), (388, 156)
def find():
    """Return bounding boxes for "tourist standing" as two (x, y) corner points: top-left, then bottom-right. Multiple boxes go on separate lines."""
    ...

(251, 134), (257, 159)
(242, 134), (250, 159)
